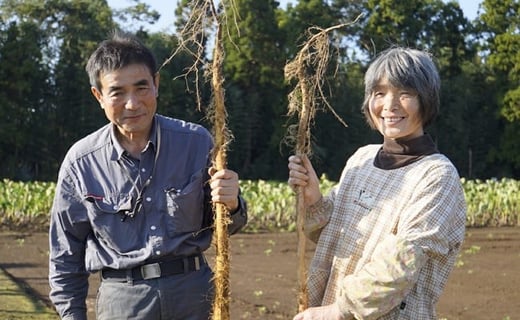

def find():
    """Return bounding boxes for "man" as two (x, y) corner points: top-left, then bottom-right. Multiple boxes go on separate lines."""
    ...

(49, 31), (247, 320)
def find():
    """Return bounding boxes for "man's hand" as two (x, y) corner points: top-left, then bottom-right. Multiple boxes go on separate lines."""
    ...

(208, 168), (240, 212)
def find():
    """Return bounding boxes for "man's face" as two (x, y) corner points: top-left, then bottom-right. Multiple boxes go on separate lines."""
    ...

(91, 64), (159, 141)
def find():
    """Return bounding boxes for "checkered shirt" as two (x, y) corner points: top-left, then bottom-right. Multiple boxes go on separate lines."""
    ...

(305, 144), (466, 320)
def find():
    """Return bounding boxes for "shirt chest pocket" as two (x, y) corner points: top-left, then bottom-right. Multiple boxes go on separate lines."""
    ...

(85, 194), (141, 252)
(163, 171), (205, 235)
(86, 194), (133, 214)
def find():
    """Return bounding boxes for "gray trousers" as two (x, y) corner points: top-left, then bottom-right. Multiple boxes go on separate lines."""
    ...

(96, 263), (214, 319)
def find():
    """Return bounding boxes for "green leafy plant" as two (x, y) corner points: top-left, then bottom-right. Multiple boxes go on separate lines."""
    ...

(462, 178), (520, 227)
(0, 177), (518, 232)
(0, 179), (54, 230)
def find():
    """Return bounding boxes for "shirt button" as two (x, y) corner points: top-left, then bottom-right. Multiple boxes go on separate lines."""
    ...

(113, 205), (119, 210)
(150, 225), (156, 231)
(146, 197), (152, 202)
(141, 168), (146, 172)
(155, 250), (161, 255)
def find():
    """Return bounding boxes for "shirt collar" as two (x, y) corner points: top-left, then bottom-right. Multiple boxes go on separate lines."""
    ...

(109, 116), (159, 161)
(374, 134), (439, 170)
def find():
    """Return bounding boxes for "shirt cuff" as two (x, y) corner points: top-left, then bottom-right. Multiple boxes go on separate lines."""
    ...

(306, 196), (333, 228)
(227, 195), (247, 235)
(230, 195), (246, 216)
(61, 313), (87, 320)
(335, 302), (355, 320)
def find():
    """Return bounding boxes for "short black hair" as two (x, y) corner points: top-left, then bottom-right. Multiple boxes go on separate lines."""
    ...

(85, 30), (157, 91)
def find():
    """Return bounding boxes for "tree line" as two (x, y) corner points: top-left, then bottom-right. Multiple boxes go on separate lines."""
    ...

(0, 0), (518, 182)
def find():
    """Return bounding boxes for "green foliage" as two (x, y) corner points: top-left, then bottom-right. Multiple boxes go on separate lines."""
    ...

(221, 0), (288, 179)
(463, 178), (520, 227)
(0, 0), (116, 181)
(494, 122), (520, 175)
(112, 0), (160, 32)
(0, 179), (54, 229)
(1, 178), (518, 232)
(481, 6), (520, 172)
(279, 0), (339, 58)
(0, 19), (51, 180)
(240, 180), (297, 232)
(240, 175), (335, 232)
(0, 0), (519, 182)
(479, 0), (520, 120)
(361, 0), (432, 50)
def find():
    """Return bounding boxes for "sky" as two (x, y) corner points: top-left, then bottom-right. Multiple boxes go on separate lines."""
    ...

(107, 0), (482, 33)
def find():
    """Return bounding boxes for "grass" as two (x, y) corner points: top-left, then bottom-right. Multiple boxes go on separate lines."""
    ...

(0, 269), (57, 319)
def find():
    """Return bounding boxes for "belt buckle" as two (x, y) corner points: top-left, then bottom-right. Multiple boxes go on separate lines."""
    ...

(141, 263), (161, 280)
(194, 256), (200, 271)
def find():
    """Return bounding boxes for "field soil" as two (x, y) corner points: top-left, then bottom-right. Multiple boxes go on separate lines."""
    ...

(0, 227), (519, 320)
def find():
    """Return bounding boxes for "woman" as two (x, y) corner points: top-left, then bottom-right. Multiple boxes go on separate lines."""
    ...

(289, 47), (466, 320)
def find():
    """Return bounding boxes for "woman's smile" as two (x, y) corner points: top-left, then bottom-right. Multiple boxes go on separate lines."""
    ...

(369, 78), (424, 140)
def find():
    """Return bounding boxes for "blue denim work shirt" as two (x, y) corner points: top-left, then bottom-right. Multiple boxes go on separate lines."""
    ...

(49, 114), (247, 319)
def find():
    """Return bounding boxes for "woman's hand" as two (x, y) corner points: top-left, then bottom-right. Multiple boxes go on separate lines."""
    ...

(288, 155), (322, 206)
(293, 304), (347, 320)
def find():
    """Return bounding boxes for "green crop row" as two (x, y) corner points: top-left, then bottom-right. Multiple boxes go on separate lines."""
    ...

(240, 175), (335, 232)
(0, 177), (518, 232)
(0, 179), (55, 230)
(462, 178), (520, 227)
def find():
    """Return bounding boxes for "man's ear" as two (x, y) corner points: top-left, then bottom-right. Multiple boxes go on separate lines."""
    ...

(154, 73), (160, 97)
(90, 86), (104, 108)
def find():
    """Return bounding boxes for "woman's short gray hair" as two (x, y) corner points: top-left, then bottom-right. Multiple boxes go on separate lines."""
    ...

(361, 47), (440, 129)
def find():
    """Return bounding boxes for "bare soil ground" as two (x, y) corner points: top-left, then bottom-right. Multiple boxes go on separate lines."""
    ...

(0, 227), (519, 319)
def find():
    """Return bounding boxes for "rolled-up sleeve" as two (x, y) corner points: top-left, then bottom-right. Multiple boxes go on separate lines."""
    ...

(304, 196), (334, 243)
(49, 171), (91, 320)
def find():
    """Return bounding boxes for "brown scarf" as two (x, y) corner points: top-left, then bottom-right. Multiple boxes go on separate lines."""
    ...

(374, 134), (439, 170)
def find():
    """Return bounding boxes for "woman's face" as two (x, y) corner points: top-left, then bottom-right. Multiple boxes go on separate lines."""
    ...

(368, 78), (424, 140)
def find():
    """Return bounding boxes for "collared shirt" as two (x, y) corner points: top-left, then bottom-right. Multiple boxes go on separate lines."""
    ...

(49, 114), (247, 319)
(305, 144), (466, 320)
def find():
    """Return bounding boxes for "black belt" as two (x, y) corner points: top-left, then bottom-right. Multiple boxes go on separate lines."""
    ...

(101, 254), (205, 281)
